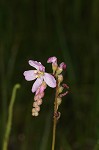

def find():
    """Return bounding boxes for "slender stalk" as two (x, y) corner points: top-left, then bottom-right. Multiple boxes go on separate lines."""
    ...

(51, 85), (58, 150)
(51, 116), (57, 150)
(2, 84), (20, 150)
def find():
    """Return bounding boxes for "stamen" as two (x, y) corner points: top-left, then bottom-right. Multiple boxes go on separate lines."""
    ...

(35, 75), (38, 78)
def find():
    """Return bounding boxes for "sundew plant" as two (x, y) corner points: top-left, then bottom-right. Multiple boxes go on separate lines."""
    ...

(23, 56), (69, 150)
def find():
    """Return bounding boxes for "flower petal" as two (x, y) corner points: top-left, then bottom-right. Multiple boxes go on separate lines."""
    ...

(28, 60), (45, 71)
(43, 73), (56, 88)
(59, 62), (66, 69)
(47, 56), (57, 63)
(23, 70), (36, 81)
(32, 78), (43, 93)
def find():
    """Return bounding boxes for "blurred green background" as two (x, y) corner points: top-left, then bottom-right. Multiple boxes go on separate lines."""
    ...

(0, 0), (99, 150)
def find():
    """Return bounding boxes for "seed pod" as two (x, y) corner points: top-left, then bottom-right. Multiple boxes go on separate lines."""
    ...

(57, 97), (62, 106)
(56, 67), (63, 75)
(58, 86), (64, 94)
(58, 74), (63, 83)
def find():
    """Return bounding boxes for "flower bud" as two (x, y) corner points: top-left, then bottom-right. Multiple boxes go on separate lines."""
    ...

(32, 108), (36, 113)
(62, 84), (69, 89)
(47, 56), (58, 74)
(37, 99), (42, 105)
(56, 67), (63, 75)
(33, 102), (38, 107)
(58, 75), (63, 83)
(59, 62), (66, 70)
(56, 62), (66, 75)
(36, 82), (47, 95)
(34, 111), (39, 116)
(34, 95), (39, 101)
(47, 56), (57, 63)
(58, 86), (64, 94)
(38, 92), (44, 99)
(52, 63), (58, 74)
(35, 106), (40, 112)
(60, 91), (68, 97)
(32, 112), (35, 116)
(57, 97), (62, 106)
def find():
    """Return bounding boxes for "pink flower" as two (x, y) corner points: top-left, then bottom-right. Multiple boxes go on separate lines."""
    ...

(23, 60), (56, 93)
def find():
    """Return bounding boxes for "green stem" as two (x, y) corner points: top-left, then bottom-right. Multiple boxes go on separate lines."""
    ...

(51, 85), (58, 150)
(2, 84), (21, 150)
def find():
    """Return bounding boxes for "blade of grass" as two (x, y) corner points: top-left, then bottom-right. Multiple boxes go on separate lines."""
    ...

(2, 84), (20, 150)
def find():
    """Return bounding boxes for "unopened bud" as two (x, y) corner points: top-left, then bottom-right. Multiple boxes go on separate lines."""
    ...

(52, 63), (58, 74)
(35, 106), (40, 112)
(58, 86), (64, 94)
(34, 111), (39, 116)
(34, 95), (39, 101)
(32, 112), (35, 116)
(62, 84), (69, 89)
(58, 75), (63, 83)
(32, 109), (39, 116)
(33, 102), (38, 107)
(60, 91), (68, 97)
(59, 62), (66, 70)
(47, 56), (57, 63)
(56, 62), (66, 75)
(38, 92), (44, 99)
(47, 56), (58, 74)
(57, 97), (62, 106)
(37, 99), (42, 105)
(32, 108), (36, 113)
(42, 82), (47, 89)
(56, 67), (63, 75)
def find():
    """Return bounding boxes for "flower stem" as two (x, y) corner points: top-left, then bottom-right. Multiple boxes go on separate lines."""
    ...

(2, 84), (20, 150)
(51, 116), (57, 150)
(51, 85), (58, 150)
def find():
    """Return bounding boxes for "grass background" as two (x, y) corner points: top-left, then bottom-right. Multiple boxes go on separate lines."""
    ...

(0, 0), (99, 149)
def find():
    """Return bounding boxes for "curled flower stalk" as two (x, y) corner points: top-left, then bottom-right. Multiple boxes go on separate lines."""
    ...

(32, 82), (47, 116)
(23, 56), (69, 150)
(2, 84), (20, 150)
